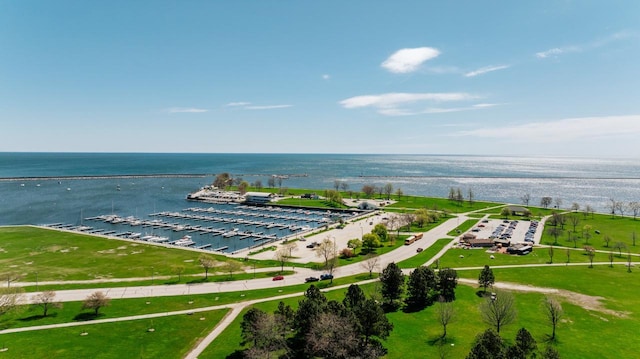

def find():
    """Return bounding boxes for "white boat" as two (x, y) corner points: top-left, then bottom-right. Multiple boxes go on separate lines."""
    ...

(173, 235), (195, 246)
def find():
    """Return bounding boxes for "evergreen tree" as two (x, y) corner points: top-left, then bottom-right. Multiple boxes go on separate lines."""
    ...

(405, 266), (437, 310)
(380, 262), (405, 308)
(437, 267), (458, 302)
(294, 285), (327, 337)
(478, 265), (495, 293)
(466, 329), (506, 359)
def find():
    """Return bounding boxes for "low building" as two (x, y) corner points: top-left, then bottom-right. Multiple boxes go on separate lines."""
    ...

(244, 192), (275, 205)
(507, 243), (532, 255)
(465, 238), (495, 248)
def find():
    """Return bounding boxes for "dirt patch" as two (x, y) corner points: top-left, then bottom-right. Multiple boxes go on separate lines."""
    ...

(459, 278), (629, 318)
(0, 247), (6, 253)
(117, 246), (127, 250)
(97, 249), (116, 254)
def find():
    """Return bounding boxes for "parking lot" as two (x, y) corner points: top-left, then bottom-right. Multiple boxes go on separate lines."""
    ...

(468, 218), (541, 245)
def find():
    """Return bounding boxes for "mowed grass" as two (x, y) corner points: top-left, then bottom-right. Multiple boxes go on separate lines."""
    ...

(202, 265), (640, 359)
(0, 273), (376, 331)
(540, 213), (640, 254)
(0, 309), (228, 359)
(386, 195), (500, 213)
(398, 238), (452, 269)
(0, 226), (256, 281)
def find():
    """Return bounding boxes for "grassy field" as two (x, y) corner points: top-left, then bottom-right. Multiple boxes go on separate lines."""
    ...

(397, 238), (452, 269)
(0, 226), (254, 282)
(0, 309), (228, 359)
(201, 265), (640, 359)
(385, 195), (500, 213)
(539, 213), (640, 254)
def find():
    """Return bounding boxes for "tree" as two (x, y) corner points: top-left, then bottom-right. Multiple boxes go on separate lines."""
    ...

(362, 185), (376, 198)
(383, 183), (393, 200)
(540, 197), (552, 209)
(468, 188), (475, 207)
(582, 225), (593, 244)
(0, 287), (25, 317)
(543, 296), (563, 340)
(436, 300), (455, 339)
(380, 262), (405, 307)
(241, 307), (268, 347)
(343, 284), (367, 310)
(284, 241), (298, 257)
(316, 236), (337, 268)
(172, 265), (185, 282)
(632, 231), (637, 246)
(566, 248), (571, 263)
(541, 346), (561, 359)
(32, 290), (62, 317)
(395, 188), (403, 201)
(274, 247), (289, 273)
(584, 246), (596, 268)
(554, 198), (563, 210)
(241, 308), (287, 357)
(480, 291), (517, 333)
(570, 202), (580, 212)
(238, 180), (249, 194)
(306, 312), (359, 359)
(547, 226), (562, 245)
(603, 235), (611, 248)
(608, 252), (614, 267)
(437, 268), (458, 302)
(294, 285), (328, 337)
(213, 172), (232, 189)
(362, 233), (381, 253)
(521, 193), (531, 206)
(82, 291), (111, 316)
(199, 254), (218, 279)
(372, 223), (388, 242)
(568, 213), (580, 233)
(478, 265), (495, 294)
(267, 176), (276, 188)
(347, 238), (362, 255)
(222, 260), (243, 279)
(406, 266), (437, 310)
(361, 253), (380, 278)
(466, 329), (505, 359)
(253, 179), (263, 190)
(513, 327), (537, 358)
(630, 201), (640, 220)
(613, 241), (628, 256)
(273, 301), (295, 340)
(500, 206), (511, 219)
(548, 245), (555, 264)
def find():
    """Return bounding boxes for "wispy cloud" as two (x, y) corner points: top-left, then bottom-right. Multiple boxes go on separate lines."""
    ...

(226, 102), (251, 107)
(464, 65), (510, 77)
(453, 115), (640, 142)
(166, 107), (208, 113)
(226, 102), (292, 110)
(536, 31), (634, 59)
(381, 47), (441, 73)
(340, 92), (488, 116)
(322, 74), (331, 80)
(245, 104), (293, 110)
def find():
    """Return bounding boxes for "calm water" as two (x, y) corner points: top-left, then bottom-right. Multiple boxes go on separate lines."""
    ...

(1, 152), (640, 227)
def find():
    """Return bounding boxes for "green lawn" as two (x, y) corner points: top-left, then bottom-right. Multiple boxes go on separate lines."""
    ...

(385, 195), (500, 214)
(540, 213), (640, 254)
(397, 238), (452, 269)
(0, 309), (228, 359)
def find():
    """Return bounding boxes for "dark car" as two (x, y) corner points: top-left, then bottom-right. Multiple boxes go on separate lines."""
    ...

(320, 274), (334, 280)
(416, 247), (424, 253)
(272, 275), (284, 281)
(305, 277), (319, 283)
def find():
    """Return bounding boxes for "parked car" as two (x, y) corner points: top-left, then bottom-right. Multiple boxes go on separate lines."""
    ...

(272, 275), (284, 281)
(416, 247), (424, 253)
(320, 274), (334, 280)
(305, 277), (319, 283)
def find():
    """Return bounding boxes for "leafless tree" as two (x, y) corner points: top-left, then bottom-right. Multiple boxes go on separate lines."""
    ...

(608, 252), (614, 267)
(521, 193), (531, 206)
(480, 290), (517, 333)
(436, 299), (455, 339)
(0, 287), (25, 316)
(3, 272), (22, 288)
(172, 265), (185, 282)
(630, 202), (640, 220)
(362, 185), (376, 198)
(540, 197), (552, 209)
(613, 241), (628, 257)
(395, 188), (403, 201)
(360, 253), (380, 278)
(82, 291), (111, 316)
(615, 201), (627, 217)
(627, 250), (633, 273)
(570, 202), (580, 212)
(274, 247), (289, 273)
(306, 313), (359, 359)
(284, 241), (298, 257)
(566, 248), (571, 263)
(32, 290), (62, 317)
(383, 183), (393, 200)
(221, 261), (243, 280)
(199, 254), (218, 279)
(401, 213), (415, 231)
(340, 181), (349, 193)
(584, 246), (596, 268)
(543, 296), (563, 340)
(554, 198), (563, 209)
(632, 231), (637, 247)
(568, 213), (580, 233)
(548, 245), (555, 264)
(606, 198), (617, 217)
(468, 188), (475, 207)
(315, 236), (337, 268)
(603, 235), (612, 248)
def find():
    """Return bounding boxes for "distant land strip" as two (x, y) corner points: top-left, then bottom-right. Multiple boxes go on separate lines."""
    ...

(356, 175), (640, 180)
(0, 174), (210, 181)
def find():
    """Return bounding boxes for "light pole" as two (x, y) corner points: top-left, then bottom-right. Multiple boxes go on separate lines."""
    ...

(151, 266), (154, 285)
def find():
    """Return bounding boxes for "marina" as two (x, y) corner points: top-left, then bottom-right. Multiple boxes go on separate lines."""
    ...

(45, 202), (362, 254)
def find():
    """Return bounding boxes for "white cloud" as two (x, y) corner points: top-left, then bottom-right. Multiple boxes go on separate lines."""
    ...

(340, 92), (484, 116)
(472, 103), (499, 108)
(245, 104), (293, 110)
(381, 47), (440, 73)
(535, 31), (634, 59)
(226, 102), (251, 107)
(453, 115), (640, 142)
(322, 74), (331, 80)
(166, 107), (208, 113)
(464, 65), (510, 77)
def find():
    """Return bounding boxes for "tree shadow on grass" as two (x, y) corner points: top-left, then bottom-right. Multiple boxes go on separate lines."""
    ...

(476, 290), (490, 298)
(187, 277), (209, 284)
(427, 335), (453, 347)
(19, 313), (58, 322)
(73, 312), (105, 321)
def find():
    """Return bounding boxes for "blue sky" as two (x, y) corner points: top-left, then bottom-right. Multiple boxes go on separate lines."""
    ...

(1, 1), (639, 156)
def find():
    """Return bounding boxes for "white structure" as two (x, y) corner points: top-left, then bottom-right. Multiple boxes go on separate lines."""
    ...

(244, 192), (275, 205)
